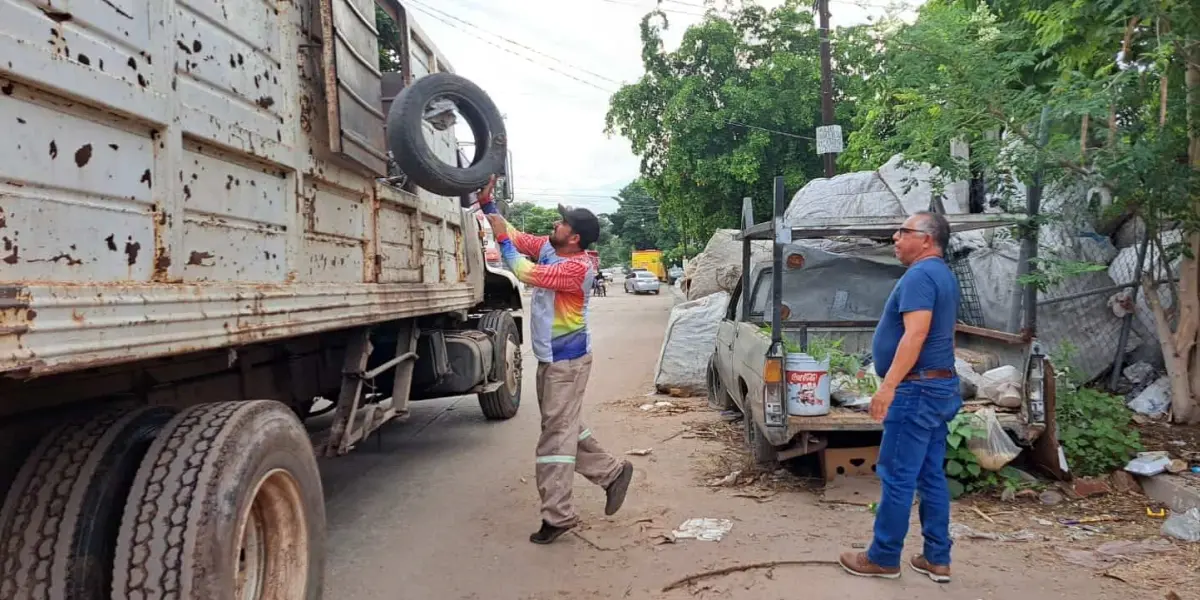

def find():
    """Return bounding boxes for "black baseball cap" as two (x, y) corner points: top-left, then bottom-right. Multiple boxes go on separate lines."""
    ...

(557, 204), (600, 249)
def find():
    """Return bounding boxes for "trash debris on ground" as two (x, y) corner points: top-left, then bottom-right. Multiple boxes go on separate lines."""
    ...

(949, 522), (1039, 542)
(1128, 376), (1172, 417)
(967, 408), (1022, 470)
(1057, 539), (1175, 570)
(1039, 490), (1065, 506)
(1126, 452), (1173, 476)
(732, 490), (778, 503)
(1165, 459), (1189, 474)
(625, 448), (654, 456)
(1122, 361), (1157, 386)
(709, 470), (742, 488)
(979, 365), (1023, 408)
(1058, 515), (1120, 526)
(672, 518), (734, 542)
(1161, 508), (1200, 542)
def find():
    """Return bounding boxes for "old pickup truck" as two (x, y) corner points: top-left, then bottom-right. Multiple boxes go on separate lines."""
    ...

(708, 180), (1058, 477)
(0, 1), (521, 598)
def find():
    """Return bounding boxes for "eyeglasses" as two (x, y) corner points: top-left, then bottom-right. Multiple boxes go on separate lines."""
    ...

(895, 227), (930, 237)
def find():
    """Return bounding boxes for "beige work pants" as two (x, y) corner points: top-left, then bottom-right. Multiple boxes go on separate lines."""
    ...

(534, 355), (623, 527)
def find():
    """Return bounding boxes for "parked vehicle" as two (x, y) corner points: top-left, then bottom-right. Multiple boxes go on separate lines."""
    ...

(625, 270), (662, 295)
(0, 3), (522, 598)
(631, 249), (667, 281)
(709, 187), (1057, 476)
(667, 265), (685, 285)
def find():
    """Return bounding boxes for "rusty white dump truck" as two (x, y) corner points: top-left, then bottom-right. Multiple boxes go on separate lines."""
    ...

(0, 0), (522, 598)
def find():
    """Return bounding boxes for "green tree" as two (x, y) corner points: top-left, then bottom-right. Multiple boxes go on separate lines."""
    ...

(503, 203), (558, 236)
(376, 5), (404, 73)
(842, 0), (1200, 422)
(605, 2), (875, 245)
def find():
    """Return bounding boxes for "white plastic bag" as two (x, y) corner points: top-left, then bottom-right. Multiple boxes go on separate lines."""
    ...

(979, 365), (1023, 409)
(967, 408), (1022, 471)
(1162, 508), (1200, 542)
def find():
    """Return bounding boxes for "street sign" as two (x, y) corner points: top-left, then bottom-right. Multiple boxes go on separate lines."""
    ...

(815, 125), (843, 155)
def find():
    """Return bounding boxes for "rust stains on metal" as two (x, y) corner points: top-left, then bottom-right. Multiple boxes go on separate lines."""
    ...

(0, 208), (5, 229)
(192, 40), (202, 53)
(29, 253), (82, 266)
(105, 234), (117, 251)
(137, 74), (147, 87)
(1, 82), (13, 95)
(255, 96), (275, 109)
(188, 251), (214, 266)
(140, 169), (152, 187)
(2, 243), (17, 265)
(16, 118), (25, 124)
(123, 239), (140, 265)
(176, 40), (191, 55)
(127, 57), (137, 70)
(154, 250), (171, 276)
(77, 54), (90, 66)
(73, 143), (92, 167)
(183, 184), (191, 199)
(48, 140), (57, 159)
(38, 7), (71, 22)
(108, 143), (118, 150)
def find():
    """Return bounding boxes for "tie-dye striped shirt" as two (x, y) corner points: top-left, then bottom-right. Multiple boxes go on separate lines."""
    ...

(489, 217), (593, 363)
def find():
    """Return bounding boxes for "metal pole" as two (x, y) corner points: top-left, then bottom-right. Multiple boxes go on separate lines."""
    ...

(771, 177), (785, 348)
(818, 0), (836, 178)
(1008, 106), (1050, 334)
(1108, 230), (1152, 389)
(741, 197), (753, 321)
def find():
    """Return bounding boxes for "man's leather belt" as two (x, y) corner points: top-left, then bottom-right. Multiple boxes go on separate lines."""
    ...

(903, 368), (955, 382)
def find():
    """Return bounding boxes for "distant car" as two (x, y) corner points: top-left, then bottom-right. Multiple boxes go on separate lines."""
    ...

(667, 266), (684, 285)
(624, 270), (661, 295)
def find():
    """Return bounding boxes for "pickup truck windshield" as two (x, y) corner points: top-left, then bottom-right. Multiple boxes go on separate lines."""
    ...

(748, 245), (906, 323)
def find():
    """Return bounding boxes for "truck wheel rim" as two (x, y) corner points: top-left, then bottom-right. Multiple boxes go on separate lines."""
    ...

(236, 468), (308, 600)
(504, 339), (521, 398)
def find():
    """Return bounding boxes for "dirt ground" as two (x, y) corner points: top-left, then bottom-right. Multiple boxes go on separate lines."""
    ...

(319, 290), (1197, 600)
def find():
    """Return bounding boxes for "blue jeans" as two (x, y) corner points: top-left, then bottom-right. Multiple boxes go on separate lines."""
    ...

(866, 378), (962, 568)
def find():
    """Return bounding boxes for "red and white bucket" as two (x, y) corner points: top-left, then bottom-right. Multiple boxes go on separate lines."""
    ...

(785, 353), (831, 416)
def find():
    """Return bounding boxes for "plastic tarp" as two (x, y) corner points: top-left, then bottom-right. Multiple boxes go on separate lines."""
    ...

(1107, 229), (1184, 346)
(755, 244), (907, 326)
(683, 230), (772, 301)
(964, 235), (1132, 382)
(654, 292), (730, 395)
(783, 154), (965, 224)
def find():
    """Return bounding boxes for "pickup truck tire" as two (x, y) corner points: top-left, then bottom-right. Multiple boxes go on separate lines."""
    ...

(0, 406), (175, 600)
(743, 409), (778, 468)
(386, 72), (507, 197)
(706, 361), (733, 411)
(477, 311), (522, 420)
(113, 401), (325, 600)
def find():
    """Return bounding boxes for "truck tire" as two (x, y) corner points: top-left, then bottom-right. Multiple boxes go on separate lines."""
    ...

(743, 408), (778, 468)
(706, 360), (733, 411)
(476, 311), (522, 420)
(0, 406), (175, 600)
(113, 401), (325, 600)
(386, 72), (507, 197)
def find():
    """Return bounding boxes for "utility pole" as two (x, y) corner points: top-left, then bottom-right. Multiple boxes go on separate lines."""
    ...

(816, 0), (840, 178)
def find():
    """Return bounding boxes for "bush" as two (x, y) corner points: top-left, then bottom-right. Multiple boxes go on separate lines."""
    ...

(1056, 386), (1142, 476)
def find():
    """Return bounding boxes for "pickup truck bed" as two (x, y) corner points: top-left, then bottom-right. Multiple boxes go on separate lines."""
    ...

(788, 403), (1038, 442)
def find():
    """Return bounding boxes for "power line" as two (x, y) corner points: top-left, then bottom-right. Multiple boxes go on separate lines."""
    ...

(593, 0), (706, 17)
(726, 121), (816, 141)
(405, 4), (618, 93)
(407, 0), (626, 86)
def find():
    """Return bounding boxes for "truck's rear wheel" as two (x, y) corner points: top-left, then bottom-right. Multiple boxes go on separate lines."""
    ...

(0, 406), (175, 600)
(477, 311), (522, 420)
(743, 408), (778, 468)
(113, 401), (325, 600)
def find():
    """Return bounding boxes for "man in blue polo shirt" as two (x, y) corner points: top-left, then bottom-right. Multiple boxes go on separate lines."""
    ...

(840, 211), (962, 584)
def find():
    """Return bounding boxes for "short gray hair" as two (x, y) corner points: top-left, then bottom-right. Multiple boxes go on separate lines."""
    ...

(914, 211), (950, 252)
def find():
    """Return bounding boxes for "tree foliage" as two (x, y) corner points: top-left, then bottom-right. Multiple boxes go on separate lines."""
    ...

(839, 0), (1200, 422)
(605, 1), (876, 246)
(504, 203), (558, 236)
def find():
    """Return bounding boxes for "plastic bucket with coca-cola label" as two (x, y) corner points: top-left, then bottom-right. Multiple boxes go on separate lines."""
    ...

(785, 353), (831, 416)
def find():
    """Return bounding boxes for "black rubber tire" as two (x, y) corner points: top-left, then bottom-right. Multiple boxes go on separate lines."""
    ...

(743, 407), (778, 468)
(0, 406), (175, 600)
(112, 401), (325, 600)
(653, 289), (660, 295)
(476, 311), (522, 420)
(386, 72), (507, 197)
(706, 360), (733, 411)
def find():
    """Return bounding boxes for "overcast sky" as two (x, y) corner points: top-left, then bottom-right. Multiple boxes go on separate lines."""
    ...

(405, 0), (916, 214)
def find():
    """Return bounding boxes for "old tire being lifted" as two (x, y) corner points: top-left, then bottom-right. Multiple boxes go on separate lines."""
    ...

(113, 401), (325, 600)
(386, 72), (508, 197)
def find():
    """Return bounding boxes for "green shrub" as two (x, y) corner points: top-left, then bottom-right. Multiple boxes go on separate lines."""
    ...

(1052, 344), (1142, 477)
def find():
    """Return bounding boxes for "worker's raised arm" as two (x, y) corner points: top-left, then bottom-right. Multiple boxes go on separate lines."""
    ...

(493, 233), (588, 292)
